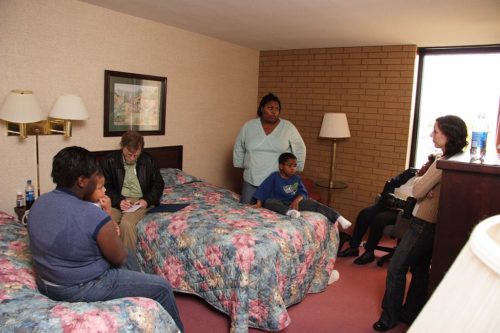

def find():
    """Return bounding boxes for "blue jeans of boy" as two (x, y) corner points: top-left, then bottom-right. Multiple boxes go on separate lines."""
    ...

(36, 268), (184, 332)
(379, 217), (435, 327)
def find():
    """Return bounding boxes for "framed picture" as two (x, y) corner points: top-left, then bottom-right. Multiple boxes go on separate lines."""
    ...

(104, 70), (167, 137)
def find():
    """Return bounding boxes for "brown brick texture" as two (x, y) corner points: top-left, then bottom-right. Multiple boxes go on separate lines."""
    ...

(258, 45), (417, 223)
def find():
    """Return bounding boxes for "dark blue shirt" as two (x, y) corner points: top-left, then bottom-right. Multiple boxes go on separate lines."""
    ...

(28, 188), (111, 286)
(253, 172), (308, 203)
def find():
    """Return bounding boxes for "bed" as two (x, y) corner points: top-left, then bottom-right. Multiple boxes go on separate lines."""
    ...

(94, 145), (339, 333)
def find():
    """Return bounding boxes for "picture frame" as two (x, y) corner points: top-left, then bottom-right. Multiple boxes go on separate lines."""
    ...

(104, 70), (167, 137)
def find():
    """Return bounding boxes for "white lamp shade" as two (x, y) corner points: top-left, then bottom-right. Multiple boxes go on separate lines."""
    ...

(0, 90), (45, 123)
(319, 113), (351, 138)
(49, 94), (89, 120)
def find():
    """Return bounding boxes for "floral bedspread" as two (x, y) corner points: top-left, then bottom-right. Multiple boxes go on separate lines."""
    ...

(136, 170), (339, 332)
(0, 212), (180, 333)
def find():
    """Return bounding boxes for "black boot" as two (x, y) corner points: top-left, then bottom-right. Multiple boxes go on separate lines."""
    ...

(353, 251), (375, 265)
(337, 246), (359, 257)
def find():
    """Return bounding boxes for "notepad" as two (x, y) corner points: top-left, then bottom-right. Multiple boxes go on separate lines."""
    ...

(124, 203), (142, 213)
(147, 203), (190, 214)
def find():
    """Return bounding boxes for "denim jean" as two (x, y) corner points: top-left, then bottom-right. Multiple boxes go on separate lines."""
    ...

(379, 217), (435, 327)
(240, 180), (257, 204)
(36, 268), (184, 332)
(349, 202), (398, 251)
(123, 250), (141, 271)
(263, 198), (341, 222)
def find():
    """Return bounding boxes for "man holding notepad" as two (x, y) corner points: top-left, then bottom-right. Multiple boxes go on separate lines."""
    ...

(101, 130), (164, 250)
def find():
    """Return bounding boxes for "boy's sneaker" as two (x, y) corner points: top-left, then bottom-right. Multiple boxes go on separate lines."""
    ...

(337, 216), (352, 230)
(286, 209), (301, 219)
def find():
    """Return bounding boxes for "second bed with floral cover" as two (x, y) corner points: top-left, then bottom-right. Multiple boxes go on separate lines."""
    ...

(136, 169), (340, 333)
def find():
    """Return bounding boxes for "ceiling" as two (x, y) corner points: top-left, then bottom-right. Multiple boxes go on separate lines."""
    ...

(79, 0), (500, 50)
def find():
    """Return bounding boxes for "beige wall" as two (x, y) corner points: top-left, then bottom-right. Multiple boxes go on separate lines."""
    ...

(0, 0), (259, 214)
(258, 46), (417, 221)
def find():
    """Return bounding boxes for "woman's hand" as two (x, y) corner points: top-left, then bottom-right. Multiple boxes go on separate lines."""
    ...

(112, 221), (120, 236)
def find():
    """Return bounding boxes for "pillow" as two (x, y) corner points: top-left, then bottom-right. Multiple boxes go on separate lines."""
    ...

(160, 168), (200, 186)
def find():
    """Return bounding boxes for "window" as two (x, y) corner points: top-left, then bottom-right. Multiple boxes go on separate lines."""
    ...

(410, 45), (500, 168)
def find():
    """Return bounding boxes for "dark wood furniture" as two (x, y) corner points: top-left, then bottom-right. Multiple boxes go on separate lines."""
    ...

(302, 178), (322, 203)
(91, 145), (183, 170)
(430, 157), (500, 295)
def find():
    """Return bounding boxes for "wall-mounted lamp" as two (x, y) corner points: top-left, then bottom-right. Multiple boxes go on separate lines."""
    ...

(0, 90), (89, 138)
(0, 90), (45, 138)
(0, 90), (89, 197)
(48, 94), (89, 137)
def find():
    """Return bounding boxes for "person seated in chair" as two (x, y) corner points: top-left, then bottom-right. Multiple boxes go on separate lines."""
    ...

(337, 154), (435, 265)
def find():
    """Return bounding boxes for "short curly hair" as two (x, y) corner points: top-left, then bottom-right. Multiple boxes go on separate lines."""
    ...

(279, 152), (296, 164)
(436, 115), (468, 157)
(51, 146), (99, 187)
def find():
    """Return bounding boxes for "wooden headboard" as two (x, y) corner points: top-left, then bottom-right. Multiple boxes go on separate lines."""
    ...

(91, 145), (183, 170)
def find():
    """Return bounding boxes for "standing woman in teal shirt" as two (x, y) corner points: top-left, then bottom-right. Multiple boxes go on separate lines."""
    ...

(233, 93), (306, 204)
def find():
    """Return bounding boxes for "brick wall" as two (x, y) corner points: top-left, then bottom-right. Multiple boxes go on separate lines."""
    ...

(258, 45), (417, 222)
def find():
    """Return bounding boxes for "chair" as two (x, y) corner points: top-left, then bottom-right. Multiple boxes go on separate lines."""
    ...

(375, 211), (411, 267)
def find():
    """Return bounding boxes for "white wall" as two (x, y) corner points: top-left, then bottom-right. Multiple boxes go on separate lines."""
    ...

(0, 0), (259, 214)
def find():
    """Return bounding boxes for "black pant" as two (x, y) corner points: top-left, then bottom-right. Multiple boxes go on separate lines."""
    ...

(263, 198), (341, 222)
(349, 202), (398, 252)
(380, 217), (435, 326)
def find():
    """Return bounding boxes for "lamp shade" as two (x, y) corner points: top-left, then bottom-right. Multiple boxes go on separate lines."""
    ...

(0, 90), (45, 123)
(319, 113), (351, 138)
(49, 94), (89, 120)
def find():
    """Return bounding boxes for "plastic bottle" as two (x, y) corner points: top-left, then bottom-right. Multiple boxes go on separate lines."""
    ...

(25, 180), (35, 210)
(16, 192), (24, 208)
(470, 113), (488, 162)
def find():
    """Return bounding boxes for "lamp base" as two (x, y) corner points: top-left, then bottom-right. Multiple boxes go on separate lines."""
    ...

(316, 180), (348, 190)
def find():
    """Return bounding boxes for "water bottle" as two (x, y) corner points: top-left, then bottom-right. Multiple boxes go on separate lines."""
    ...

(470, 113), (488, 162)
(25, 180), (35, 210)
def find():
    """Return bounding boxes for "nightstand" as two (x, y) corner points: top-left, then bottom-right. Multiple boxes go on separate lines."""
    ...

(315, 179), (348, 206)
(315, 180), (348, 190)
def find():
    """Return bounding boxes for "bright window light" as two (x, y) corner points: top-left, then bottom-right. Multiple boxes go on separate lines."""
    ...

(414, 51), (500, 167)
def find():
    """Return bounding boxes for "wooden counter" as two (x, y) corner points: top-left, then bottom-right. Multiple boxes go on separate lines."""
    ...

(430, 155), (500, 294)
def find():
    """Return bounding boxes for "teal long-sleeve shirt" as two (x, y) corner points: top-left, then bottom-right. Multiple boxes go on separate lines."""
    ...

(233, 118), (306, 186)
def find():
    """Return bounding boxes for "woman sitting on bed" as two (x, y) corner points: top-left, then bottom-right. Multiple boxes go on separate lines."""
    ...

(28, 146), (184, 332)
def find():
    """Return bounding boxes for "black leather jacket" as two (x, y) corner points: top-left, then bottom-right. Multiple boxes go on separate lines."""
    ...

(101, 150), (165, 209)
